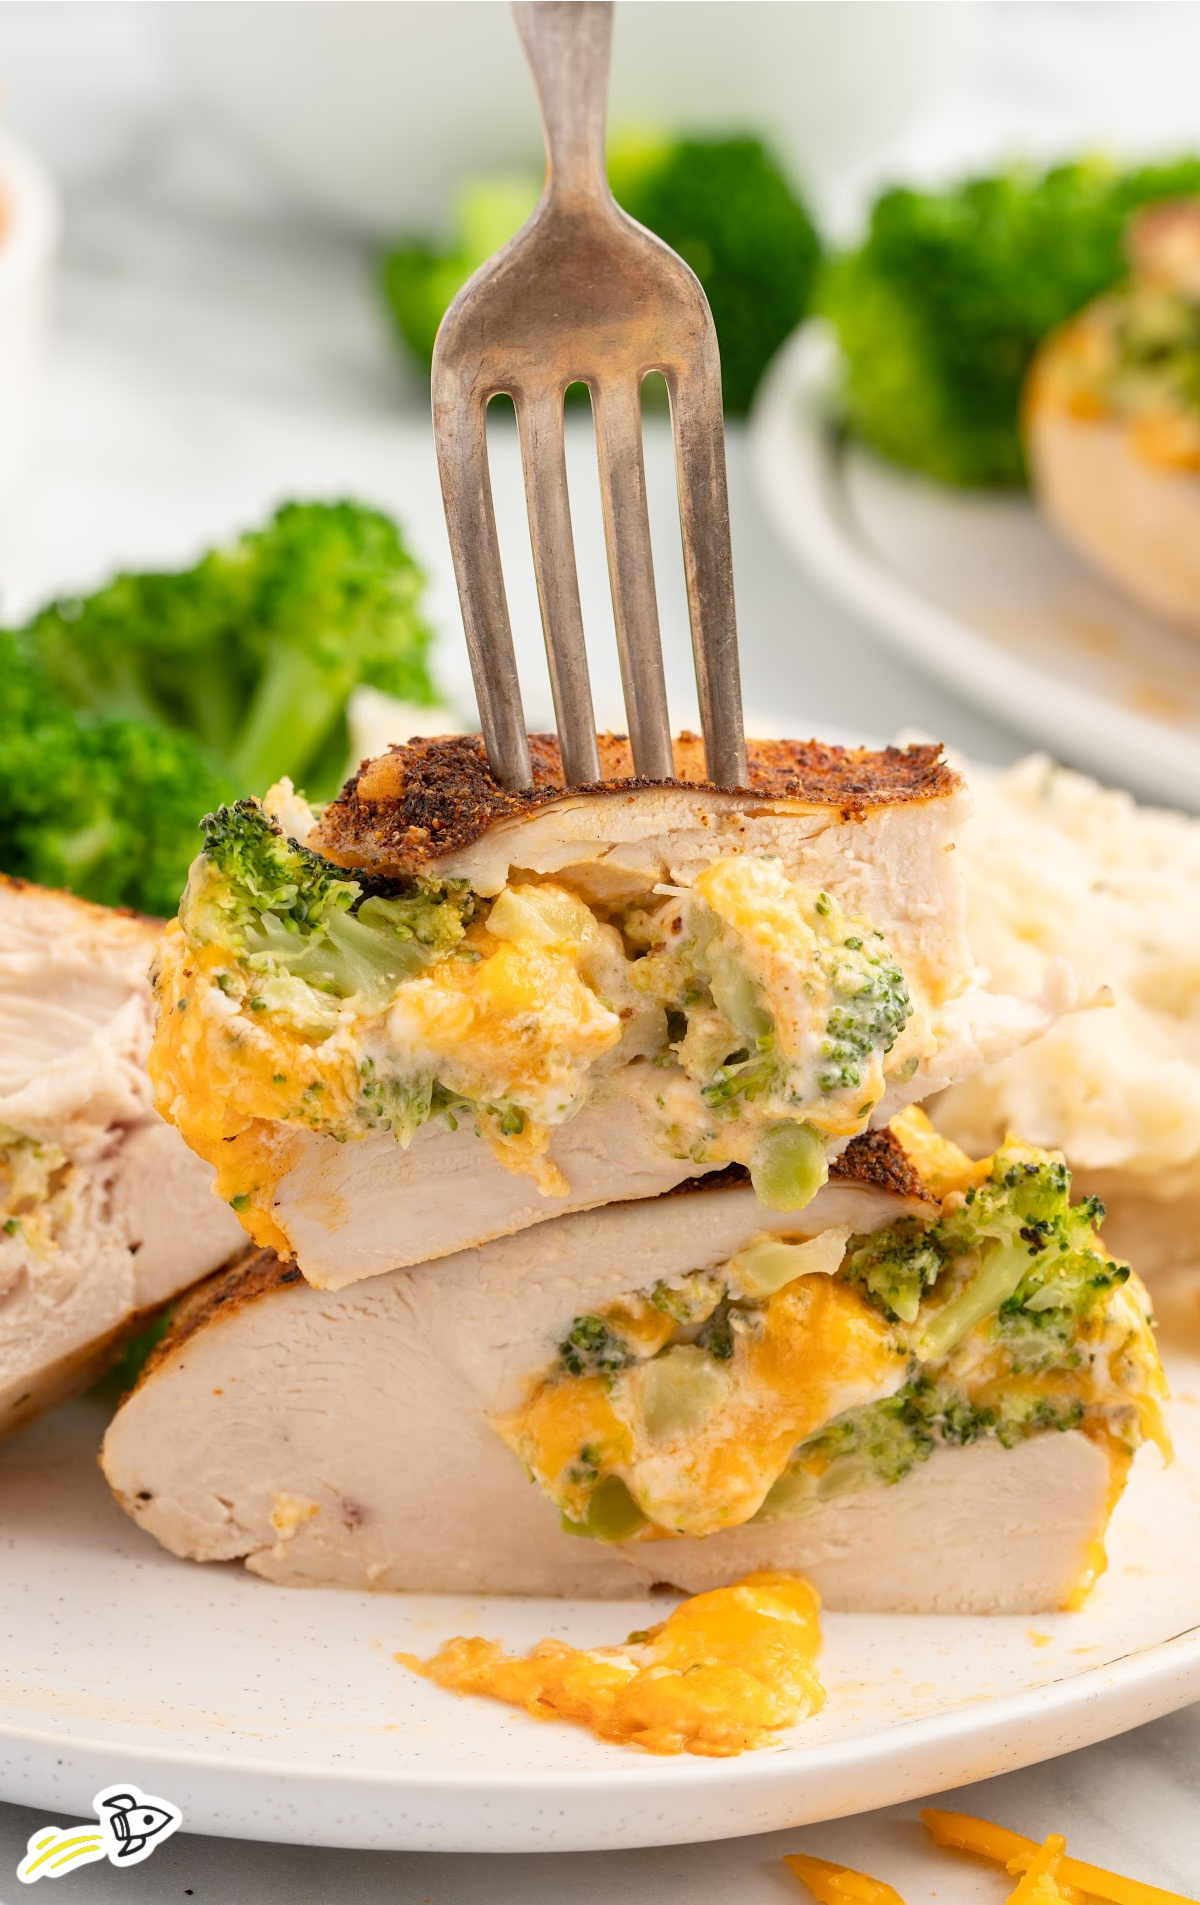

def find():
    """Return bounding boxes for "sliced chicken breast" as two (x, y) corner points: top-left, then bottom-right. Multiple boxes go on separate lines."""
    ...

(152, 736), (1077, 1287)
(0, 878), (246, 1436)
(101, 1135), (1130, 1615)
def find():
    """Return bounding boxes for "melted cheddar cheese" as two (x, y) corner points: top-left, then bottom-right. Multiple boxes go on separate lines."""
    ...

(493, 1119), (1169, 1591)
(499, 1271), (905, 1539)
(399, 1571), (824, 1757)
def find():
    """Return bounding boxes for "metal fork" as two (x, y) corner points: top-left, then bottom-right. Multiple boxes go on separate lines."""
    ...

(431, 0), (745, 792)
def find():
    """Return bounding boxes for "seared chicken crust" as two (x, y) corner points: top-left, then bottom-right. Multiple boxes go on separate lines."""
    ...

(314, 733), (958, 876)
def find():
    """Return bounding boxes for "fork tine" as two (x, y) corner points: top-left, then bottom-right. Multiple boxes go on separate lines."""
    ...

(668, 365), (747, 788)
(433, 383), (532, 791)
(592, 380), (675, 780)
(516, 386), (601, 787)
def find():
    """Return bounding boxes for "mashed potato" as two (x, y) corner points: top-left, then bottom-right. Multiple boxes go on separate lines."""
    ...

(933, 755), (1200, 1272)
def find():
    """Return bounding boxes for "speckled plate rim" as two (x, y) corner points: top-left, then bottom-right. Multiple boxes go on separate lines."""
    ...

(4, 1619), (1200, 1853)
(749, 323), (1200, 812)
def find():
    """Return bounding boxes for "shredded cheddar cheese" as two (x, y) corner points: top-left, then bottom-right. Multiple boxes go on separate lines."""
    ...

(920, 1810), (1198, 1905)
(399, 1571), (824, 1757)
(784, 1852), (908, 1904)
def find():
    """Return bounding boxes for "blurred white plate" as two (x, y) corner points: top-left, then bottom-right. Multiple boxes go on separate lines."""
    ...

(751, 325), (1200, 813)
(2, 1355), (1199, 1855)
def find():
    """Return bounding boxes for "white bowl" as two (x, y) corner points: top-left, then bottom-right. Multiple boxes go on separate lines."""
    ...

(0, 126), (59, 497)
(158, 2), (973, 236)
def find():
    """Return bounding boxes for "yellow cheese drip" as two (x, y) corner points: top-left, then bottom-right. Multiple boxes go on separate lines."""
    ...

(399, 1571), (824, 1758)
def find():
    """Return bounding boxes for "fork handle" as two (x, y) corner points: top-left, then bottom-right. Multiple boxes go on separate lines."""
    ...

(512, 1), (613, 205)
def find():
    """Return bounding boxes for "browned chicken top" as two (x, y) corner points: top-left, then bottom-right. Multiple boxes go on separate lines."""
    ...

(314, 732), (958, 875)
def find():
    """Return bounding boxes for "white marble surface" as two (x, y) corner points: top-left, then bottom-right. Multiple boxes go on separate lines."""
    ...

(0, 3), (1197, 1893)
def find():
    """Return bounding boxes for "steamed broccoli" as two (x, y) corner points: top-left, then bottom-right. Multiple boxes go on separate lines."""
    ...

(923, 1140), (1128, 1361)
(842, 1136), (1127, 1360)
(817, 930), (912, 1095)
(186, 799), (471, 1012)
(381, 134), (820, 414)
(0, 629), (236, 916)
(383, 174), (542, 372)
(559, 1314), (635, 1379)
(821, 155), (1200, 486)
(786, 1374), (1086, 1504)
(23, 499), (437, 800)
(842, 1217), (947, 1325)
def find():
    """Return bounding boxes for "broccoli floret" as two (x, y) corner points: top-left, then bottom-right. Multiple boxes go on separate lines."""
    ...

(795, 1390), (933, 1491)
(788, 1372), (1086, 1502)
(842, 1217), (948, 1325)
(817, 931), (912, 1094)
(559, 1315), (635, 1378)
(22, 499), (437, 800)
(186, 799), (472, 1012)
(842, 1136), (1127, 1366)
(696, 1301), (735, 1362)
(607, 134), (821, 413)
(0, 630), (235, 917)
(700, 1033), (779, 1115)
(381, 134), (820, 415)
(383, 174), (542, 370)
(922, 1140), (1127, 1360)
(821, 155), (1200, 486)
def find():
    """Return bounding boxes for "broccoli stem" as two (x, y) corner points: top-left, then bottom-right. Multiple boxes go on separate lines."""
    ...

(228, 645), (349, 794)
(919, 1243), (1033, 1363)
(168, 659), (247, 764)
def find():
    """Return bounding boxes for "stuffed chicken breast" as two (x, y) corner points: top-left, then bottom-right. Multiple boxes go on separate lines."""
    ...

(1025, 198), (1200, 632)
(0, 877), (246, 1437)
(101, 1115), (1166, 1614)
(148, 735), (1076, 1288)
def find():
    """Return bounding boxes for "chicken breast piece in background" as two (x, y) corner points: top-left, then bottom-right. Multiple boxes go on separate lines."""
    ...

(0, 877), (247, 1438)
(1025, 199), (1200, 635)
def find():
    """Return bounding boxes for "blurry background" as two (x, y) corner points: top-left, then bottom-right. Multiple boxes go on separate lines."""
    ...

(0, 1), (1198, 757)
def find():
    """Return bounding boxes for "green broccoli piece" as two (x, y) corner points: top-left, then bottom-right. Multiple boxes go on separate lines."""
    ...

(700, 1032), (779, 1115)
(840, 1136), (1127, 1363)
(821, 154), (1200, 486)
(0, 629), (235, 917)
(922, 1141), (1127, 1361)
(381, 134), (820, 415)
(785, 1372), (1086, 1505)
(904, 1375), (1084, 1450)
(817, 931), (912, 1095)
(793, 1390), (934, 1493)
(608, 134), (821, 413)
(559, 1315), (635, 1378)
(383, 174), (542, 370)
(22, 499), (437, 800)
(842, 1217), (948, 1325)
(186, 799), (471, 1012)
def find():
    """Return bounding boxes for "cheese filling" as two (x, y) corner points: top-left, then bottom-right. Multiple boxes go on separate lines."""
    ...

(495, 1115), (1168, 1572)
(150, 794), (929, 1227)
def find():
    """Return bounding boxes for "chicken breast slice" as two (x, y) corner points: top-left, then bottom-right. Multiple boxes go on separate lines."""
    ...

(216, 736), (1076, 1285)
(0, 878), (246, 1437)
(101, 1150), (1117, 1614)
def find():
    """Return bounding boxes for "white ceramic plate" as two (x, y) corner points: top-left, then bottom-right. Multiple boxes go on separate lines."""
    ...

(2, 1348), (1200, 1855)
(751, 325), (1200, 813)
